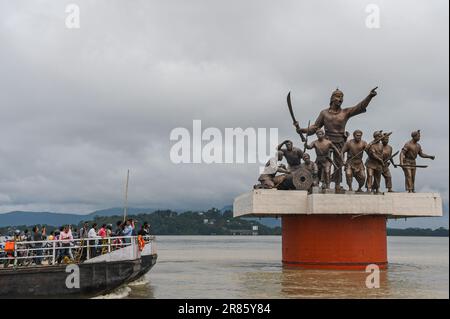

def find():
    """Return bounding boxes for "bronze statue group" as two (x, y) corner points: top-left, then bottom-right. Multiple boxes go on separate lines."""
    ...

(255, 88), (435, 194)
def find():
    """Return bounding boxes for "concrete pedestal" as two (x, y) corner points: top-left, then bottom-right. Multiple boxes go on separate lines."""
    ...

(282, 215), (387, 270)
(233, 190), (442, 270)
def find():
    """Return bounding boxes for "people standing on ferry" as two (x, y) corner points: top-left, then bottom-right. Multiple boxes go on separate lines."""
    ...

(40, 226), (49, 262)
(88, 223), (100, 257)
(131, 220), (137, 236)
(77, 222), (89, 261)
(114, 221), (123, 235)
(46, 231), (55, 261)
(112, 221), (124, 249)
(106, 224), (113, 237)
(98, 224), (107, 238)
(60, 225), (74, 261)
(52, 230), (61, 263)
(122, 219), (134, 244)
(72, 227), (78, 239)
(97, 224), (108, 254)
(31, 226), (43, 265)
(138, 222), (151, 237)
(22, 229), (30, 241)
(41, 226), (47, 240)
(79, 222), (89, 239)
(101, 224), (113, 252)
(13, 230), (22, 242)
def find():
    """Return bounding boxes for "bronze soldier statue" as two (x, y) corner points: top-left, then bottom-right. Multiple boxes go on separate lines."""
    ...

(365, 131), (385, 193)
(254, 151), (290, 189)
(294, 87), (378, 192)
(305, 129), (341, 190)
(300, 153), (319, 188)
(277, 140), (303, 172)
(381, 133), (396, 192)
(399, 130), (435, 193)
(341, 130), (368, 192)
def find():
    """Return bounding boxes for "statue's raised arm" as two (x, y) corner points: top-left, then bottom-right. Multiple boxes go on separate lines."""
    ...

(290, 87), (378, 192)
(346, 87), (378, 119)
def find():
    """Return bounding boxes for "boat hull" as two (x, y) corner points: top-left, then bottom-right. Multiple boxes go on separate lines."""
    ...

(0, 256), (155, 298)
(126, 246), (158, 283)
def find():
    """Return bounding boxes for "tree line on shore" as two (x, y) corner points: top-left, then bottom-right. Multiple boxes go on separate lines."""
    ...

(0, 208), (447, 237)
(0, 209), (281, 236)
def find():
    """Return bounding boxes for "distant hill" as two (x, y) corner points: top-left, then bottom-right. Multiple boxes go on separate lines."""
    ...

(0, 207), (158, 227)
(0, 211), (83, 227)
(89, 207), (157, 218)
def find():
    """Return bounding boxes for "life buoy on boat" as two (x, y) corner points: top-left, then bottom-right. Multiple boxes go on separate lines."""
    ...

(4, 241), (15, 252)
(137, 235), (145, 251)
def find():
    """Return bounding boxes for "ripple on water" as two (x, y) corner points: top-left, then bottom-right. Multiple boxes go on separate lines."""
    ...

(93, 286), (131, 299)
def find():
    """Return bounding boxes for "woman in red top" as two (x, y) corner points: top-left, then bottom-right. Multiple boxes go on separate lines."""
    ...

(97, 224), (107, 238)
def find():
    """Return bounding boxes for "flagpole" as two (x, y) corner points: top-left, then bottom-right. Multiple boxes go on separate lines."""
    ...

(123, 169), (130, 222)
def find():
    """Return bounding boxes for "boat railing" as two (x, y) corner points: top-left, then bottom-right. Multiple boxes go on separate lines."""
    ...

(0, 235), (156, 268)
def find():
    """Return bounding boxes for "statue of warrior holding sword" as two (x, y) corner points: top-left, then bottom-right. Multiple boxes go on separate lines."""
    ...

(290, 87), (378, 192)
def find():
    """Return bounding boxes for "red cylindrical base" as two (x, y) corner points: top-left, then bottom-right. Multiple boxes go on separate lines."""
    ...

(282, 215), (387, 270)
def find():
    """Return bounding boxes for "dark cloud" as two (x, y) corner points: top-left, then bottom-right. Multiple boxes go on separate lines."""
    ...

(0, 1), (448, 228)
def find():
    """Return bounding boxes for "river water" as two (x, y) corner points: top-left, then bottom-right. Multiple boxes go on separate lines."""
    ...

(99, 236), (449, 299)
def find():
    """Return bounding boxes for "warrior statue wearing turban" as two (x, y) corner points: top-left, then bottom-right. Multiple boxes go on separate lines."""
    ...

(294, 87), (378, 192)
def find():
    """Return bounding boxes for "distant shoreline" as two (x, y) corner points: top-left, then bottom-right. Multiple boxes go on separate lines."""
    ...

(144, 234), (450, 237)
(1, 232), (448, 238)
(0, 208), (448, 238)
(386, 228), (449, 237)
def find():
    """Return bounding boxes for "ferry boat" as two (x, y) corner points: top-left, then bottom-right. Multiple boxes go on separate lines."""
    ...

(0, 235), (157, 298)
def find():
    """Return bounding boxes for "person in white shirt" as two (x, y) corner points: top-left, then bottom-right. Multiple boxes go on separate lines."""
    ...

(88, 223), (100, 258)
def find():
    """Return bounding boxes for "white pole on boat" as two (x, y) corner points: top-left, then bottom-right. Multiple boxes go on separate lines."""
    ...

(123, 169), (130, 222)
(52, 241), (56, 264)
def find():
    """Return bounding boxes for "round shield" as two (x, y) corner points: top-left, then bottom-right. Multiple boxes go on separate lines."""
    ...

(292, 167), (313, 190)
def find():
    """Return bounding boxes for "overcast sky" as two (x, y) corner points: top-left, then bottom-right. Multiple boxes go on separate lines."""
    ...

(0, 1), (448, 226)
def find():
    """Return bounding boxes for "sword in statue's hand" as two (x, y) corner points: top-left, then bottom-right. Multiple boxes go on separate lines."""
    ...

(287, 92), (306, 142)
(394, 164), (428, 169)
(384, 150), (399, 167)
